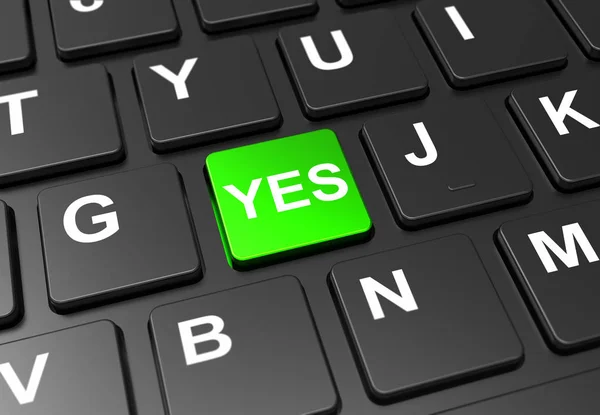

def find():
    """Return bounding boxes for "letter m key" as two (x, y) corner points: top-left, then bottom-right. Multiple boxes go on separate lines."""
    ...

(528, 223), (599, 273)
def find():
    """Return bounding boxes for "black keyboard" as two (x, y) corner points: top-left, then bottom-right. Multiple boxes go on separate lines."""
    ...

(1, 0), (600, 413)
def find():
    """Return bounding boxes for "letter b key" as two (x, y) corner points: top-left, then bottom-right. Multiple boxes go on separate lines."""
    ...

(150, 276), (339, 415)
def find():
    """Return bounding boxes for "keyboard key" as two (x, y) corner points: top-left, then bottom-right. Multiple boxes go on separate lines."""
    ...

(0, 321), (132, 413)
(150, 276), (338, 415)
(278, 11), (428, 119)
(0, 65), (123, 186)
(0, 202), (21, 329)
(444, 369), (600, 415)
(362, 99), (532, 229)
(498, 200), (600, 353)
(195, 0), (318, 33)
(134, 38), (281, 153)
(48, 0), (179, 60)
(509, 77), (600, 192)
(0, 0), (34, 74)
(38, 164), (201, 313)
(330, 235), (522, 402)
(415, 0), (568, 88)
(550, 1), (600, 60)
(206, 129), (372, 269)
(337, 0), (387, 7)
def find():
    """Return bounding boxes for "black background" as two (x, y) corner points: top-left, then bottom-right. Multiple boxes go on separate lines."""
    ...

(1, 0), (600, 414)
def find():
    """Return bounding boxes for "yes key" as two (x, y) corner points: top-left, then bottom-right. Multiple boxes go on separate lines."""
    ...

(206, 130), (372, 269)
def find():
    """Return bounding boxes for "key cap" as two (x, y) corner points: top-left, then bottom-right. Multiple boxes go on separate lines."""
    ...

(550, 1), (600, 60)
(329, 235), (522, 403)
(0, 202), (21, 329)
(0, 65), (123, 186)
(444, 369), (600, 415)
(415, 0), (568, 88)
(0, 0), (34, 74)
(134, 37), (281, 153)
(498, 200), (600, 354)
(362, 99), (532, 229)
(38, 164), (201, 313)
(0, 321), (132, 413)
(194, 0), (318, 33)
(48, 0), (179, 61)
(509, 77), (600, 192)
(206, 129), (372, 269)
(150, 276), (338, 415)
(278, 11), (428, 119)
(337, 0), (388, 7)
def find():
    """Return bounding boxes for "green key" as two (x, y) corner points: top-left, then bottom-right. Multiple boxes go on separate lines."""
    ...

(206, 129), (372, 269)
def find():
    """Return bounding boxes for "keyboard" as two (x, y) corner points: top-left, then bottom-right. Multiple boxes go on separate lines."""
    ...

(1, 0), (600, 413)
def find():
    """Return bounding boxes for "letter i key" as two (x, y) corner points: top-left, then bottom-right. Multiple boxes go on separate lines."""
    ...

(415, 0), (567, 88)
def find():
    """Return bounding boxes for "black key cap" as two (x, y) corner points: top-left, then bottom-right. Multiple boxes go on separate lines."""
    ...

(38, 164), (201, 313)
(0, 321), (132, 413)
(330, 235), (522, 403)
(337, 0), (388, 7)
(0, 202), (21, 329)
(0, 0), (34, 74)
(0, 65), (123, 186)
(415, 0), (568, 88)
(444, 369), (600, 415)
(150, 276), (338, 415)
(498, 200), (600, 354)
(550, 1), (600, 60)
(509, 77), (600, 192)
(278, 11), (428, 119)
(134, 38), (281, 153)
(48, 0), (179, 61)
(362, 99), (532, 229)
(194, 0), (318, 33)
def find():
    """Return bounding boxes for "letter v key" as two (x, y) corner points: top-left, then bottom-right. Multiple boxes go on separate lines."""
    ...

(0, 353), (49, 405)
